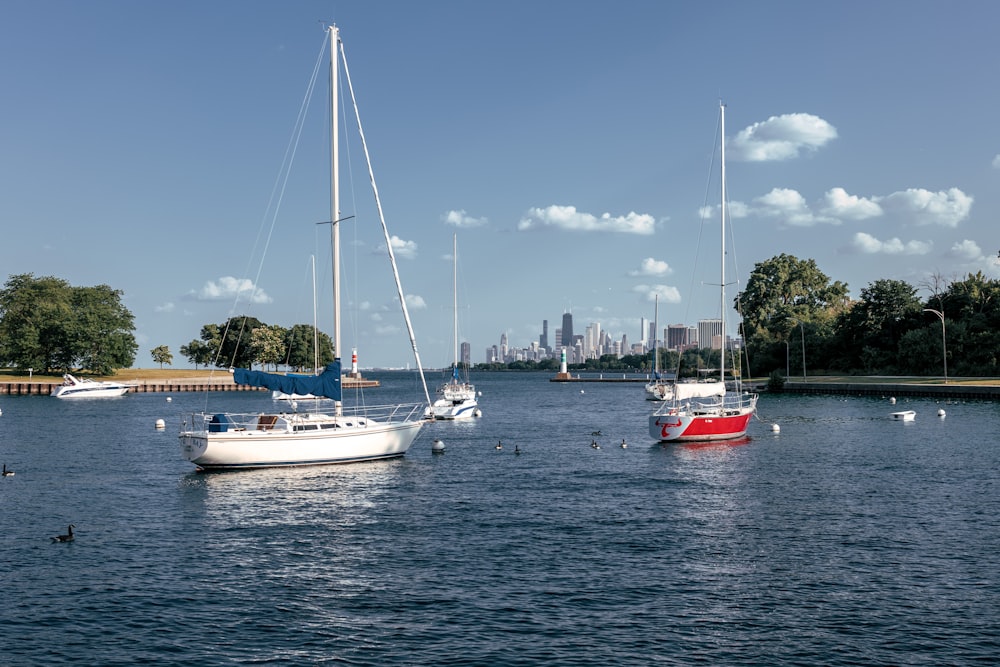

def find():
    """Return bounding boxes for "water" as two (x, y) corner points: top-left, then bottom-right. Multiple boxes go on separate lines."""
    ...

(2, 373), (999, 665)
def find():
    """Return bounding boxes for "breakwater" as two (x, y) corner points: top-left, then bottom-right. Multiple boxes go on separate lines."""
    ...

(781, 381), (1000, 400)
(0, 377), (379, 396)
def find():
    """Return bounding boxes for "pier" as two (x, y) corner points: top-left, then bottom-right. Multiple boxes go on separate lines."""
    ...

(0, 376), (379, 396)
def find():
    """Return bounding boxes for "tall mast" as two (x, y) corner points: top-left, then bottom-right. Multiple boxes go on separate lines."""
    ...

(720, 102), (726, 386)
(452, 233), (458, 370)
(328, 25), (341, 362)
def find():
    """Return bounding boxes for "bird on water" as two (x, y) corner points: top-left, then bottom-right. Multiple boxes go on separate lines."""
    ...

(2, 464), (13, 476)
(495, 441), (503, 450)
(52, 525), (75, 543)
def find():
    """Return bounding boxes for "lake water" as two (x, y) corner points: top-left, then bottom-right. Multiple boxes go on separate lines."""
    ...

(2, 372), (999, 665)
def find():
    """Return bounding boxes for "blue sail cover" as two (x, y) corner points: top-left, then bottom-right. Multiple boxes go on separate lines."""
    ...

(233, 360), (342, 400)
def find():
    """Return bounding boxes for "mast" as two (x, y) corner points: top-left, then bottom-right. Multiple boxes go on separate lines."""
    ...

(452, 233), (458, 373)
(328, 25), (341, 363)
(719, 102), (726, 386)
(312, 255), (318, 374)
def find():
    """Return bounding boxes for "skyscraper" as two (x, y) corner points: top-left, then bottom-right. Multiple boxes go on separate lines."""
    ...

(540, 319), (549, 352)
(561, 312), (573, 348)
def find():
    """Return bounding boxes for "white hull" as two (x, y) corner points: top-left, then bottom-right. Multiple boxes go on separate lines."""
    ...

(645, 382), (672, 401)
(890, 410), (916, 421)
(426, 396), (479, 420)
(51, 374), (130, 398)
(180, 407), (425, 470)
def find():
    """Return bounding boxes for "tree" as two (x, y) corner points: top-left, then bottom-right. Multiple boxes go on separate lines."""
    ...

(830, 279), (923, 373)
(212, 316), (264, 369)
(0, 274), (137, 374)
(249, 325), (287, 370)
(151, 345), (173, 369)
(735, 254), (849, 375)
(180, 339), (214, 369)
(284, 324), (335, 371)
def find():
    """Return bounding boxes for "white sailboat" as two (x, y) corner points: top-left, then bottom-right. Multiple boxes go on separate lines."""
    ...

(649, 103), (758, 442)
(644, 294), (672, 401)
(426, 234), (480, 420)
(179, 25), (431, 470)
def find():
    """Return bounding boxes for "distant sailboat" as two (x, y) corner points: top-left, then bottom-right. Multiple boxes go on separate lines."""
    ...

(426, 234), (480, 420)
(645, 294), (672, 401)
(179, 24), (431, 470)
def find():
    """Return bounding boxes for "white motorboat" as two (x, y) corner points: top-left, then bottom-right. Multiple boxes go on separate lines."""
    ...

(426, 234), (480, 420)
(179, 25), (432, 470)
(890, 410), (916, 421)
(649, 103), (758, 442)
(51, 374), (131, 398)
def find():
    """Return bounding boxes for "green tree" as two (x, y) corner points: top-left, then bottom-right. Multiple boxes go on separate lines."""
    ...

(284, 324), (335, 371)
(180, 339), (214, 369)
(211, 316), (264, 369)
(830, 279), (923, 373)
(736, 254), (849, 375)
(0, 274), (136, 374)
(151, 345), (173, 369)
(249, 324), (287, 370)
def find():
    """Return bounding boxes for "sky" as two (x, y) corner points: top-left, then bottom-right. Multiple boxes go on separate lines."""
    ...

(2, 1), (999, 370)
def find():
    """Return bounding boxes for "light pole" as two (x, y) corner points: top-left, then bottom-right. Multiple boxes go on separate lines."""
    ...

(785, 341), (790, 379)
(923, 308), (947, 383)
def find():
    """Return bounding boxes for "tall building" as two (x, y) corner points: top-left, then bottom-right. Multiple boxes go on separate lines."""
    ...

(539, 319), (549, 352)
(460, 341), (471, 367)
(667, 324), (689, 350)
(697, 319), (723, 350)
(561, 312), (574, 347)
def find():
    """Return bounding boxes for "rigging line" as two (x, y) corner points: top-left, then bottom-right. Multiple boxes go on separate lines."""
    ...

(339, 36), (433, 407)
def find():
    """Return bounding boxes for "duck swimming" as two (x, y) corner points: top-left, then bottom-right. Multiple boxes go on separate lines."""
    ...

(51, 525), (75, 543)
(2, 464), (13, 477)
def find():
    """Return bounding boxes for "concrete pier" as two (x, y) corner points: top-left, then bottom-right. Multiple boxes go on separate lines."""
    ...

(0, 376), (379, 396)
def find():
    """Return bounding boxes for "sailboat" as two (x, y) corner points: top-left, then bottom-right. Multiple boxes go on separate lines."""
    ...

(179, 25), (431, 470)
(648, 103), (758, 442)
(426, 234), (480, 420)
(644, 294), (672, 401)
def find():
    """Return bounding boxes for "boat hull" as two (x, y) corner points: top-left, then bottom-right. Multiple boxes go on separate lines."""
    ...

(179, 411), (425, 470)
(426, 398), (479, 420)
(649, 409), (754, 442)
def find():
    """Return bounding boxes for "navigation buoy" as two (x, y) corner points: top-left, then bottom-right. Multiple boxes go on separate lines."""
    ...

(938, 409), (946, 418)
(771, 423), (780, 433)
(889, 397), (896, 405)
(166, 397), (172, 402)
(155, 419), (165, 430)
(431, 438), (445, 453)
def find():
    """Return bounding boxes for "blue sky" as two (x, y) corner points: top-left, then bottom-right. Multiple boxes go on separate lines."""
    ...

(3, 1), (999, 370)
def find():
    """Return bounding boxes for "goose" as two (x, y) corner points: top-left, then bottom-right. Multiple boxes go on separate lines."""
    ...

(2, 464), (13, 477)
(591, 430), (602, 436)
(495, 441), (503, 451)
(52, 524), (75, 543)
(620, 439), (628, 449)
(514, 445), (521, 455)
(590, 440), (600, 450)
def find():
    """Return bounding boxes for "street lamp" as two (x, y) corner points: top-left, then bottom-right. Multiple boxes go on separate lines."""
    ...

(923, 308), (947, 384)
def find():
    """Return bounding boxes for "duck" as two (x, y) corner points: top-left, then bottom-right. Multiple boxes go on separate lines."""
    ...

(591, 430), (602, 436)
(2, 464), (13, 477)
(52, 524), (75, 543)
(514, 445), (521, 455)
(590, 439), (600, 450)
(495, 441), (503, 451)
(620, 439), (628, 449)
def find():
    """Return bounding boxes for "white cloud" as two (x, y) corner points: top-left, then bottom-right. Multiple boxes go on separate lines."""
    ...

(630, 257), (672, 276)
(753, 188), (824, 226)
(518, 205), (655, 234)
(405, 294), (426, 309)
(821, 187), (882, 220)
(992, 154), (1000, 169)
(443, 209), (488, 228)
(948, 239), (981, 261)
(728, 113), (837, 162)
(375, 235), (418, 259)
(190, 276), (272, 303)
(633, 284), (682, 303)
(852, 232), (931, 255)
(154, 302), (175, 313)
(880, 188), (973, 227)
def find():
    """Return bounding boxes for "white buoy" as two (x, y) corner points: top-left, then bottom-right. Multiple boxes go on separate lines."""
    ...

(938, 409), (946, 418)
(431, 438), (445, 453)
(771, 423), (780, 433)
(166, 396), (172, 402)
(474, 409), (482, 417)
(889, 397), (896, 405)
(580, 389), (585, 394)
(155, 419), (166, 430)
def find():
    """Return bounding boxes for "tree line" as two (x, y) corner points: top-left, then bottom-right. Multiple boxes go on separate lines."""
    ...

(5, 257), (999, 377)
